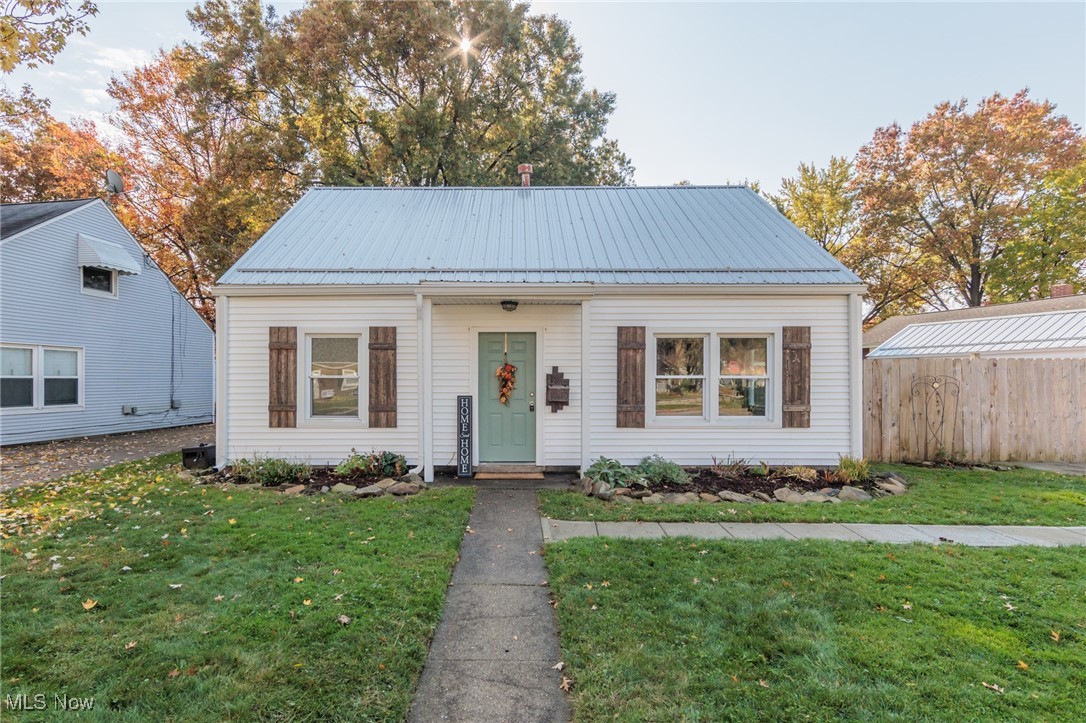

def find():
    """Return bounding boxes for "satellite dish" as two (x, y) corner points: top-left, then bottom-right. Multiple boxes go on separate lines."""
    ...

(105, 169), (125, 195)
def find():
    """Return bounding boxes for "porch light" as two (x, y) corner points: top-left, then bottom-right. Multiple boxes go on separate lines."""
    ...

(500, 300), (519, 312)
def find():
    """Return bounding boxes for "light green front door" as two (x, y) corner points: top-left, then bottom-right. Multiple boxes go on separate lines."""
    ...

(478, 332), (536, 463)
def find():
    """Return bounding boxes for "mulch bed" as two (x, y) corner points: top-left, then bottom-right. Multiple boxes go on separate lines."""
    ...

(204, 467), (389, 490)
(649, 468), (879, 496)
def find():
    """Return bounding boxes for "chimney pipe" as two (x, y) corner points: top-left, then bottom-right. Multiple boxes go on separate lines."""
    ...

(1050, 283), (1074, 298)
(518, 163), (533, 188)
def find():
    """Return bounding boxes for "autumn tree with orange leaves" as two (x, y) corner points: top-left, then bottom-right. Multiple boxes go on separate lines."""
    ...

(853, 90), (1083, 309)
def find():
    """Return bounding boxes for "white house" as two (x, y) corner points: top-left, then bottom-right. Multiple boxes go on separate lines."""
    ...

(0, 198), (215, 445)
(213, 183), (866, 481)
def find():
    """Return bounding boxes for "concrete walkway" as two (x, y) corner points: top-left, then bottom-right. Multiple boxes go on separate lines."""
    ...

(543, 519), (1086, 547)
(410, 489), (569, 723)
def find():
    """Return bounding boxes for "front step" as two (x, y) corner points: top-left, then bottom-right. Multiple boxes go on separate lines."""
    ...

(474, 464), (544, 480)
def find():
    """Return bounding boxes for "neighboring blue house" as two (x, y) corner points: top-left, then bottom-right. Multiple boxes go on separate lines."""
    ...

(0, 198), (214, 445)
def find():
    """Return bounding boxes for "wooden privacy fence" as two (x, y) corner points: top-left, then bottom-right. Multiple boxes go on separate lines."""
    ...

(864, 356), (1085, 463)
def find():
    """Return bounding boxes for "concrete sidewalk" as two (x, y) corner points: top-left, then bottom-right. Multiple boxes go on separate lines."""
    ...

(410, 490), (569, 723)
(543, 519), (1086, 547)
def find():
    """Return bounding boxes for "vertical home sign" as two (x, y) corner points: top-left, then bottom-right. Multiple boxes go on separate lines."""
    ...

(457, 395), (472, 477)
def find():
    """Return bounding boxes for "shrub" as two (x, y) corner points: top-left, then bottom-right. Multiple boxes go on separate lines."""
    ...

(585, 457), (642, 488)
(334, 449), (408, 479)
(711, 455), (749, 479)
(775, 466), (819, 483)
(637, 455), (691, 487)
(837, 455), (872, 483)
(232, 456), (311, 486)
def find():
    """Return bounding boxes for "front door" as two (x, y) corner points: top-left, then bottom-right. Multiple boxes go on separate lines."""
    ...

(478, 332), (536, 463)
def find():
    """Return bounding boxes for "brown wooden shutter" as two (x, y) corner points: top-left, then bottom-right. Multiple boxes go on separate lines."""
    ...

(616, 326), (646, 428)
(782, 326), (811, 428)
(368, 326), (397, 428)
(268, 326), (297, 428)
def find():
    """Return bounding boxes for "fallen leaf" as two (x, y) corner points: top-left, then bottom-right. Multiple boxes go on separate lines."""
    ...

(214, 595), (225, 602)
(82, 598), (97, 610)
(124, 641), (138, 650)
(334, 594), (344, 601)
(169, 584), (183, 589)
(332, 569), (341, 576)
(1050, 630), (1061, 642)
(902, 602), (912, 610)
(1004, 603), (1017, 611)
(294, 577), (304, 583)
(337, 615), (351, 625)
(228, 519), (236, 525)
(1017, 660), (1029, 670)
(982, 682), (1005, 694)
(759, 680), (770, 688)
(168, 669), (180, 679)
(552, 662), (564, 671)
(303, 599), (312, 606)
(559, 675), (572, 692)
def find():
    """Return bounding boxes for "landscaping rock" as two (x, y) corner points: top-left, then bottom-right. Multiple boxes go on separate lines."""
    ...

(596, 489), (615, 501)
(838, 485), (872, 502)
(387, 482), (420, 496)
(353, 484), (386, 498)
(578, 478), (593, 495)
(613, 487), (631, 496)
(283, 484), (306, 496)
(717, 490), (757, 504)
(400, 473), (423, 484)
(177, 470), (195, 481)
(616, 495), (638, 505)
(880, 472), (908, 486)
(752, 491), (775, 503)
(641, 493), (665, 504)
(629, 489), (653, 499)
(330, 482), (357, 495)
(875, 479), (907, 496)
(699, 492), (721, 503)
(802, 491), (838, 504)
(376, 478), (399, 490)
(320, 486), (329, 493)
(663, 492), (699, 505)
(590, 480), (605, 496)
(773, 487), (807, 503)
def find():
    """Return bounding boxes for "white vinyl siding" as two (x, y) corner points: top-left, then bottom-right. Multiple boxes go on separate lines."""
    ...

(222, 295), (418, 465)
(431, 303), (582, 467)
(589, 295), (852, 466)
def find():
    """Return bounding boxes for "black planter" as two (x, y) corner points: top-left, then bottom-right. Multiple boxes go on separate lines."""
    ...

(182, 443), (215, 470)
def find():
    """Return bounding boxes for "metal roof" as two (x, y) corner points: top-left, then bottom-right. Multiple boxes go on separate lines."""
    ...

(868, 309), (1086, 358)
(77, 233), (141, 275)
(1, 198), (97, 239)
(863, 294), (1086, 348)
(218, 186), (863, 286)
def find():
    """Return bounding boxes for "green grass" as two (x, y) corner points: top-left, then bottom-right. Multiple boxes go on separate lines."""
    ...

(545, 538), (1086, 721)
(1, 454), (474, 721)
(540, 465), (1086, 526)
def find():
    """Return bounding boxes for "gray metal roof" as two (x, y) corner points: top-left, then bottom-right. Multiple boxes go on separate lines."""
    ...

(218, 186), (863, 286)
(868, 309), (1086, 358)
(1, 198), (96, 238)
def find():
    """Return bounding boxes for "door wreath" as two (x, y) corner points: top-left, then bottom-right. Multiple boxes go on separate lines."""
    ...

(495, 334), (517, 405)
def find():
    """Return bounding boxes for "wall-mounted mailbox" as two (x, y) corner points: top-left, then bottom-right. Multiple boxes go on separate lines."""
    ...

(545, 366), (570, 412)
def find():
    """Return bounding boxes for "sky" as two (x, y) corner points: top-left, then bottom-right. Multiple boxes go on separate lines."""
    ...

(10, 1), (1085, 189)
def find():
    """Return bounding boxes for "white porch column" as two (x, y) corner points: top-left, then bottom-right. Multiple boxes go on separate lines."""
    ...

(580, 298), (592, 474)
(848, 292), (864, 458)
(422, 296), (435, 482)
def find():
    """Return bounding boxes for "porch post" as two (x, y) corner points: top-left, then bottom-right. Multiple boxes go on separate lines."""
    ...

(580, 298), (592, 474)
(848, 292), (864, 458)
(422, 296), (435, 482)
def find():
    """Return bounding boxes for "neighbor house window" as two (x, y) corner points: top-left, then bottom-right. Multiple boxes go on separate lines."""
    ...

(308, 336), (360, 418)
(81, 266), (116, 296)
(718, 337), (769, 417)
(654, 336), (705, 417)
(1, 346), (34, 408)
(0, 345), (82, 410)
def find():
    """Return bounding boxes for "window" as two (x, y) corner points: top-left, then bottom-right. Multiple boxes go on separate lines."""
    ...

(654, 336), (705, 417)
(81, 266), (116, 296)
(718, 337), (769, 417)
(309, 336), (360, 418)
(1, 347), (33, 408)
(0, 345), (82, 410)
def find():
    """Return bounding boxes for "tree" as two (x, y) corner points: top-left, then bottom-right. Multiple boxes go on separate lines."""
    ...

(987, 156), (1086, 301)
(769, 157), (932, 325)
(107, 48), (300, 322)
(854, 90), (1083, 308)
(186, 0), (633, 186)
(0, 105), (125, 202)
(0, 0), (97, 72)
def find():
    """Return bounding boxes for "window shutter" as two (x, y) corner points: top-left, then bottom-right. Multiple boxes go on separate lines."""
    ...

(782, 326), (811, 428)
(268, 327), (297, 428)
(368, 327), (397, 428)
(616, 326), (646, 428)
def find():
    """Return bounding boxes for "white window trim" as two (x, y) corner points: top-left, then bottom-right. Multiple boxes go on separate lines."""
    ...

(299, 332), (368, 427)
(647, 330), (779, 428)
(80, 266), (118, 299)
(651, 333), (709, 422)
(0, 344), (85, 414)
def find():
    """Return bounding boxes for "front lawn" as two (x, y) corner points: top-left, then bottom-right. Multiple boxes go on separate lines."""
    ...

(1, 454), (474, 721)
(540, 465), (1086, 526)
(546, 538), (1086, 721)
